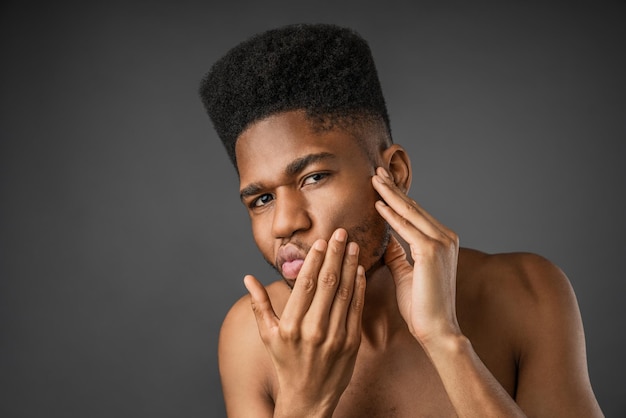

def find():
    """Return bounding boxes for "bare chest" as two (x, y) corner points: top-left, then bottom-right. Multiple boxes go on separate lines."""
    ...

(333, 345), (455, 417)
(331, 337), (516, 418)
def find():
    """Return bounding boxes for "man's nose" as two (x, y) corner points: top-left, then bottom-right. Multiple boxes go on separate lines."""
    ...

(271, 191), (311, 239)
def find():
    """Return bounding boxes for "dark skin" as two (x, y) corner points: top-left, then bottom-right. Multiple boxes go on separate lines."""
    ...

(218, 110), (603, 417)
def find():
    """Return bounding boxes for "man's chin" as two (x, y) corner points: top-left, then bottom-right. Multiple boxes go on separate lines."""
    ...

(364, 255), (386, 277)
(281, 256), (384, 289)
(282, 277), (296, 289)
(262, 258), (296, 289)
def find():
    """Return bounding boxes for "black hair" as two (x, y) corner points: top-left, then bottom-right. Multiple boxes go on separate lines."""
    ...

(199, 23), (391, 167)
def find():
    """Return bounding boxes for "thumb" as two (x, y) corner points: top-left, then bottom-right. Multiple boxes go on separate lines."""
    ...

(384, 236), (415, 333)
(243, 275), (279, 338)
(384, 236), (413, 284)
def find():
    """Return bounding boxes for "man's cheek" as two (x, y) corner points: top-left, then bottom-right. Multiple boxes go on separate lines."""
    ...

(251, 227), (272, 257)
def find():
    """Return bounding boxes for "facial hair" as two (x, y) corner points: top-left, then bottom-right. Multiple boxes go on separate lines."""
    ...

(262, 210), (391, 288)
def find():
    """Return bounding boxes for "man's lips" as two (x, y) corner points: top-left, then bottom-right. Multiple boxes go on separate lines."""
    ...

(281, 259), (305, 280)
(276, 244), (307, 280)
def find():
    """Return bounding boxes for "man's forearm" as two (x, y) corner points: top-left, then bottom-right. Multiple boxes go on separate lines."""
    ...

(423, 333), (526, 418)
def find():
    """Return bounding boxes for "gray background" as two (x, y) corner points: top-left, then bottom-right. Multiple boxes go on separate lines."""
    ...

(1, 0), (624, 417)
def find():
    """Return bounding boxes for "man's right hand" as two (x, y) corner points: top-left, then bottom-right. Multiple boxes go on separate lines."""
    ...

(243, 228), (366, 418)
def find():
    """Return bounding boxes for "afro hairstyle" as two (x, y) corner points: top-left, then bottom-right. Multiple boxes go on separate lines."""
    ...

(199, 23), (391, 168)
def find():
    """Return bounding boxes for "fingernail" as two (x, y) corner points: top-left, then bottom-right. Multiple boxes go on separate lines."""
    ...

(379, 167), (392, 179)
(334, 228), (347, 242)
(313, 239), (327, 251)
(348, 242), (359, 256)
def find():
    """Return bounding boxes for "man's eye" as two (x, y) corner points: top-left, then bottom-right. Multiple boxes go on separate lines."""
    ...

(253, 194), (274, 207)
(302, 173), (328, 186)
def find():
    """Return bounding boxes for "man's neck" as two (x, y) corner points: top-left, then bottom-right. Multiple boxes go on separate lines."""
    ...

(360, 262), (407, 349)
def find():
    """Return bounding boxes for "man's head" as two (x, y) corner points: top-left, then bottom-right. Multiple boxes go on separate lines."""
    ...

(199, 23), (392, 170)
(200, 24), (411, 282)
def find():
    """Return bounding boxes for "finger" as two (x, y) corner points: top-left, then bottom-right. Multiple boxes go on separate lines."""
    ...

(372, 166), (447, 237)
(375, 199), (435, 251)
(345, 265), (366, 343)
(244, 274), (279, 338)
(372, 167), (454, 240)
(328, 241), (360, 334)
(374, 167), (439, 225)
(306, 228), (348, 326)
(281, 238), (327, 322)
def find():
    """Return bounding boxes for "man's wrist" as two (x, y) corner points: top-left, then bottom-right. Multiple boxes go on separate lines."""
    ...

(420, 330), (471, 363)
(274, 394), (338, 418)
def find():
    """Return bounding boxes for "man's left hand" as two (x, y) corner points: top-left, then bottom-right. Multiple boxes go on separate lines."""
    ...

(371, 166), (462, 348)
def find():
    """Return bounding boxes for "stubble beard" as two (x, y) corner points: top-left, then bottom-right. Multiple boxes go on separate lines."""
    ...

(263, 211), (391, 288)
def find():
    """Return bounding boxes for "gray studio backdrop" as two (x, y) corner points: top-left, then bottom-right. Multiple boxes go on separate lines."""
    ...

(1, 1), (624, 417)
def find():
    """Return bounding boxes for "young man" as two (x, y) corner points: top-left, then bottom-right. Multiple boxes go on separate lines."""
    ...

(200, 24), (603, 417)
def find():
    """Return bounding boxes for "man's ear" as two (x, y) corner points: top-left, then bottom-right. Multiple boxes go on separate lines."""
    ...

(381, 144), (412, 193)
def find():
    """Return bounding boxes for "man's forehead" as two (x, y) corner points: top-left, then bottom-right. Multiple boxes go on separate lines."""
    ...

(236, 111), (316, 149)
(236, 140), (341, 187)
(236, 112), (352, 168)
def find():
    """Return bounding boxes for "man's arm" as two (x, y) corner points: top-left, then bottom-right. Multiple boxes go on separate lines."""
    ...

(372, 166), (603, 417)
(510, 254), (603, 416)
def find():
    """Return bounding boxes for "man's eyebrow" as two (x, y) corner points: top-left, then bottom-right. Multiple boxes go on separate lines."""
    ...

(239, 152), (336, 202)
(285, 152), (335, 176)
(240, 183), (263, 202)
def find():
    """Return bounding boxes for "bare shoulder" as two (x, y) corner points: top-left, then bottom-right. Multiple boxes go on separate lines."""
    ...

(456, 248), (603, 416)
(219, 279), (291, 363)
(221, 280), (292, 330)
(456, 247), (580, 346)
(457, 247), (576, 317)
(218, 280), (290, 416)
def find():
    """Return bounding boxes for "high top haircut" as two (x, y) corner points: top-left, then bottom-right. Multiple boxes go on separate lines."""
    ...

(199, 23), (392, 169)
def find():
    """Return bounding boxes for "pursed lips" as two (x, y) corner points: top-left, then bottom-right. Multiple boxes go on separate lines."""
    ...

(276, 243), (307, 280)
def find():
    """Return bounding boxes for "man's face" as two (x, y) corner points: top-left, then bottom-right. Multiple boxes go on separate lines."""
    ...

(236, 110), (389, 287)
